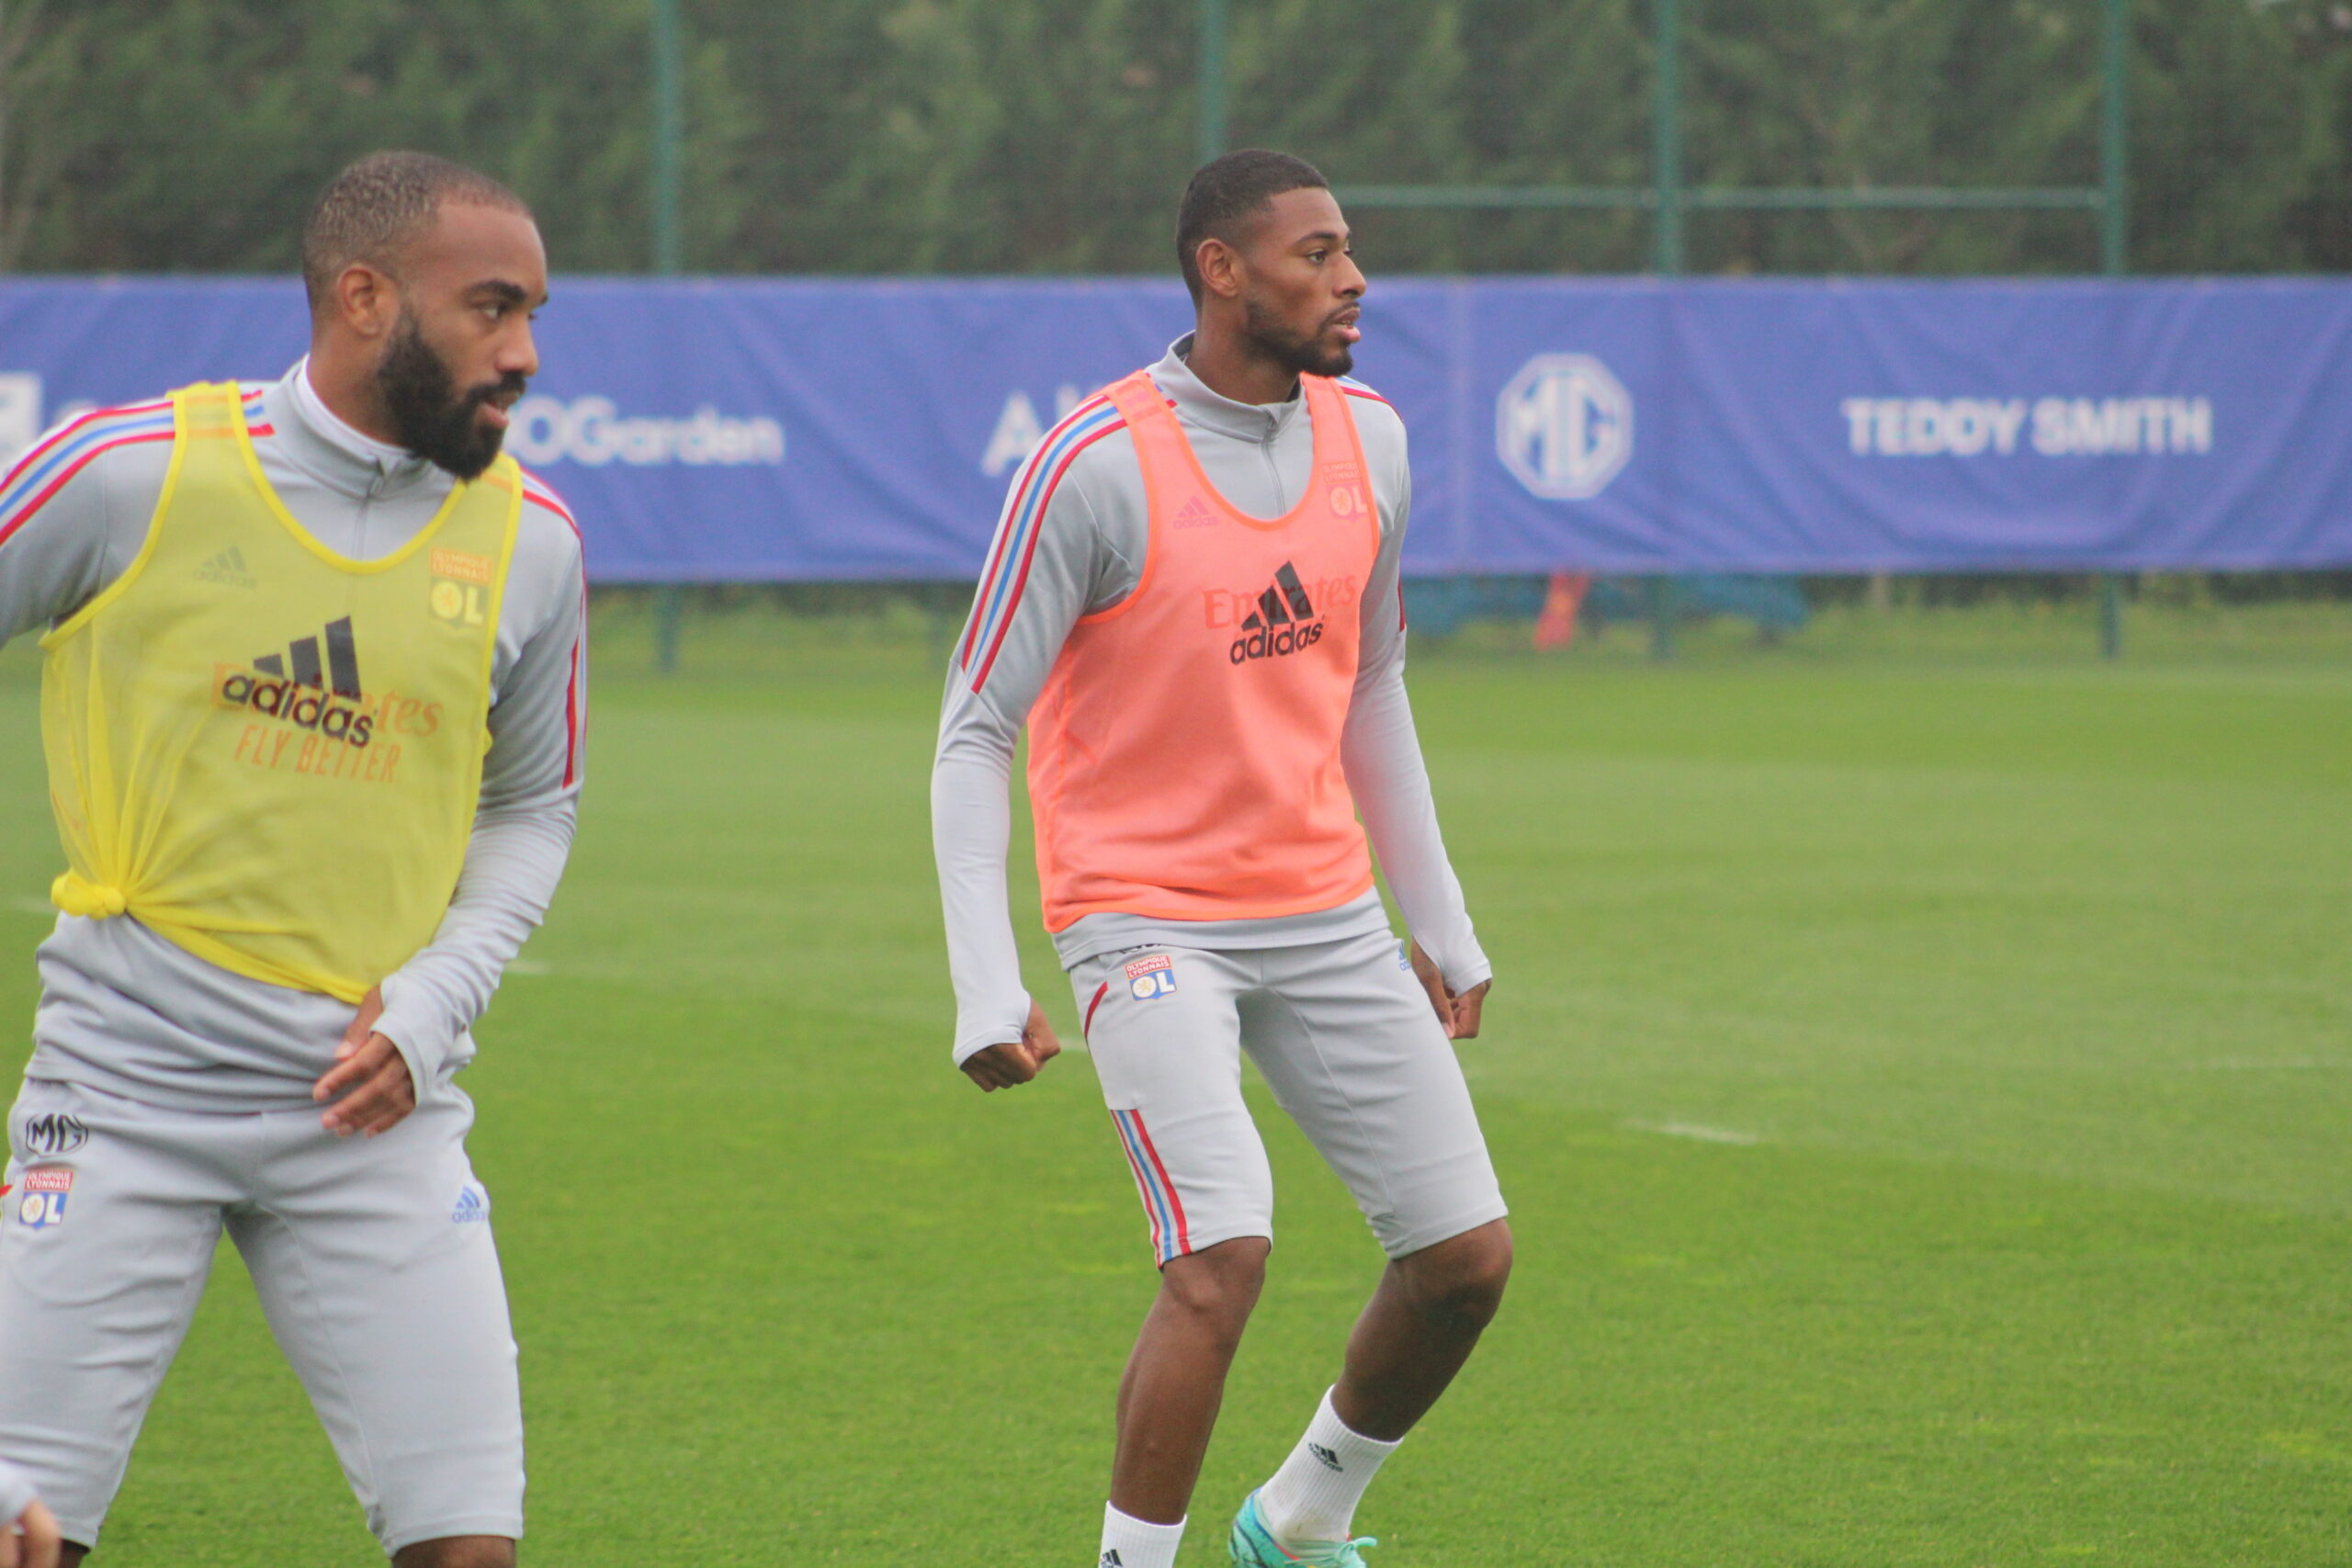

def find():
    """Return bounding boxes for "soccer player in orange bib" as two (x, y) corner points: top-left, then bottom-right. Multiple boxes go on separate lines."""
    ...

(933, 151), (1510, 1568)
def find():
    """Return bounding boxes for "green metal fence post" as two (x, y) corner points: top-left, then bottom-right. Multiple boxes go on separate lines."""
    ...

(1652, 0), (1683, 276)
(655, 585), (685, 673)
(650, 588), (684, 672)
(1197, 0), (1228, 167)
(1649, 0), (1682, 660)
(651, 0), (684, 276)
(2097, 0), (2129, 660)
(2100, 0), (2129, 279)
(651, 0), (685, 671)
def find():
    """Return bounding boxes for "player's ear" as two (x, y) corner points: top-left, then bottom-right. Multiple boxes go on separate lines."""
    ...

(334, 262), (399, 341)
(1195, 236), (1246, 303)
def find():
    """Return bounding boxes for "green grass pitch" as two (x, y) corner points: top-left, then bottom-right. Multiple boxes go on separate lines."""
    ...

(0, 604), (2347, 1564)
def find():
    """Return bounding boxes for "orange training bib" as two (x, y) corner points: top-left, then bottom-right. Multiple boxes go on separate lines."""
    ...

(1027, 369), (1380, 931)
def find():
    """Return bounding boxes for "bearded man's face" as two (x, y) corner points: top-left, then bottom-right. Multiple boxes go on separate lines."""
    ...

(376, 309), (525, 480)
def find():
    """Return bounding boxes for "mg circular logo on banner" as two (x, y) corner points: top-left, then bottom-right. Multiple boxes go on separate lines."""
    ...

(1497, 353), (1634, 500)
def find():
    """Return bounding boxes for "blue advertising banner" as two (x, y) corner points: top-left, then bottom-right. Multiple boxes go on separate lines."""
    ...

(3, 275), (2346, 578)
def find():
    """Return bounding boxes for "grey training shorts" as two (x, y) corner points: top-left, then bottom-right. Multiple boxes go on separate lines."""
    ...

(0, 1076), (524, 1553)
(1070, 928), (1507, 1267)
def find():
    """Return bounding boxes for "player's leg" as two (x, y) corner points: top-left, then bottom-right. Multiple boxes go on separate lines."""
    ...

(389, 1536), (514, 1568)
(1324, 1216), (1512, 1437)
(1311, 1106), (1514, 1453)
(1112, 1237), (1269, 1520)
(230, 1087), (522, 1565)
(0, 1081), (237, 1562)
(1072, 947), (1273, 1567)
(1230, 930), (1511, 1558)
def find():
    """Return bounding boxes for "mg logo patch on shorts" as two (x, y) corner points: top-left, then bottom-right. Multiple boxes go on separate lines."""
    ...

(15, 1168), (72, 1229)
(20, 1111), (88, 1157)
(1125, 953), (1177, 1001)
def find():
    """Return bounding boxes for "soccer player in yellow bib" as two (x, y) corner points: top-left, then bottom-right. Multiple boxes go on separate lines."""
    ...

(0, 154), (586, 1567)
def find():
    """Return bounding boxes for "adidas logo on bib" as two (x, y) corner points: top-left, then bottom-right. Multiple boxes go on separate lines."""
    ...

(1171, 495), (1219, 529)
(254, 615), (364, 698)
(214, 615), (378, 746)
(1229, 561), (1325, 664)
(195, 545), (257, 589)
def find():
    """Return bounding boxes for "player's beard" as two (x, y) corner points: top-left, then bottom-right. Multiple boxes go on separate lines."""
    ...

(376, 310), (525, 481)
(1242, 293), (1355, 380)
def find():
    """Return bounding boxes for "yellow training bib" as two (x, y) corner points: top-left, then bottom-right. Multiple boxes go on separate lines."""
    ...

(40, 381), (519, 1002)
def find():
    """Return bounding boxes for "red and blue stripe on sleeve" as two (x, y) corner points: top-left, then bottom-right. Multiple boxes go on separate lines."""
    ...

(0, 389), (267, 554)
(959, 394), (1125, 692)
(519, 470), (588, 791)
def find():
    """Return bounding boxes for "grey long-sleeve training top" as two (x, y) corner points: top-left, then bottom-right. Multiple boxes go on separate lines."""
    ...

(933, 336), (1488, 1066)
(0, 1455), (32, 1529)
(0, 360), (586, 1111)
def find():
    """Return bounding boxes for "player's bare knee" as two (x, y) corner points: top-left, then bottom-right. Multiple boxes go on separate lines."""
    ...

(1159, 1236), (1269, 1331)
(391, 1534), (515, 1568)
(1405, 1220), (1512, 1330)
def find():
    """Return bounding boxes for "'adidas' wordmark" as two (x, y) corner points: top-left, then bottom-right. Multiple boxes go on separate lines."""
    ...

(1229, 561), (1326, 664)
(215, 616), (378, 746)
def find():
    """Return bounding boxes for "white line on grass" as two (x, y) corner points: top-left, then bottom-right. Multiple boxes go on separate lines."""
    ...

(1628, 1119), (1763, 1146)
(506, 959), (553, 976)
(7, 897), (51, 918)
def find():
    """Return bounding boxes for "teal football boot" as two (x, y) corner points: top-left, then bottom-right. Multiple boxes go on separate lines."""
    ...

(1228, 1490), (1377, 1567)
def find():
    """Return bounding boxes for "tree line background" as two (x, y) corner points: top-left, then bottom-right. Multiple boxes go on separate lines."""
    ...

(2, 0), (2348, 280)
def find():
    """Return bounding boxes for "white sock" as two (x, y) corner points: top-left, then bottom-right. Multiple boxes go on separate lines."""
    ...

(1257, 1387), (1402, 1544)
(1098, 1502), (1185, 1568)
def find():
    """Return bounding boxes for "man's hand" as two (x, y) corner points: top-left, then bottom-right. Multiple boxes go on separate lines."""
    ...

(3, 1497), (61, 1568)
(960, 999), (1063, 1092)
(313, 985), (418, 1137)
(1409, 939), (1491, 1041)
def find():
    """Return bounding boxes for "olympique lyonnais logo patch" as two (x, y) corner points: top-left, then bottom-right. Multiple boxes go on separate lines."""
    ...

(430, 548), (495, 626)
(430, 548), (495, 586)
(1125, 953), (1177, 1000)
(16, 1168), (72, 1230)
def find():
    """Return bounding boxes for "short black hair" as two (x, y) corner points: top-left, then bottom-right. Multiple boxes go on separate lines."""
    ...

(1175, 150), (1329, 303)
(301, 152), (531, 313)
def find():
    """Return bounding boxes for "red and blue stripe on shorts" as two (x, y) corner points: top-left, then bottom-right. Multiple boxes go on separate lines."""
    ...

(1110, 1108), (1192, 1266)
(1085, 976), (1193, 1266)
